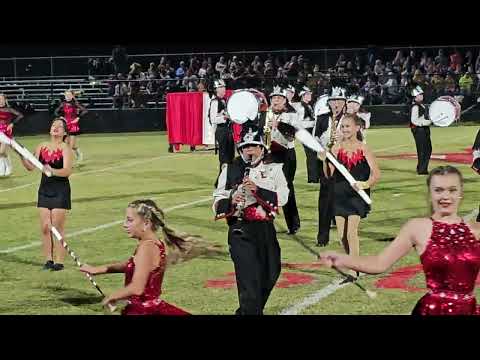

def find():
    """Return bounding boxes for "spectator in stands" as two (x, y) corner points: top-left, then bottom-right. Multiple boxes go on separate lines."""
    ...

(336, 53), (347, 71)
(113, 74), (129, 109)
(431, 72), (445, 98)
(373, 59), (385, 76)
(419, 51), (429, 69)
(128, 63), (145, 108)
(449, 49), (463, 72)
(112, 45), (128, 75)
(459, 70), (474, 96)
(475, 53), (480, 91)
(435, 49), (449, 67)
(381, 72), (400, 104)
(175, 61), (186, 79)
(392, 50), (405, 67)
(198, 61), (208, 78)
(444, 73), (457, 95)
(463, 50), (474, 71)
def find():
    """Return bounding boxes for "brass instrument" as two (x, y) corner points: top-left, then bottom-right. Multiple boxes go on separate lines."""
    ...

(328, 115), (338, 150)
(263, 108), (275, 148)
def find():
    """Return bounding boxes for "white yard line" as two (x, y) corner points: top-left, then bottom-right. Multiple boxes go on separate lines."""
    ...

(0, 196), (211, 254)
(278, 278), (351, 315)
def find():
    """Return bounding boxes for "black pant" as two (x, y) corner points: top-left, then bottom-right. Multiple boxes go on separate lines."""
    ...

(282, 148), (300, 232)
(317, 161), (335, 244)
(228, 221), (281, 315)
(303, 145), (320, 183)
(411, 127), (432, 174)
(215, 124), (235, 165)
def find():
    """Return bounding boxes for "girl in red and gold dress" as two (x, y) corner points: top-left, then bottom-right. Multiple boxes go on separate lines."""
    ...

(0, 93), (24, 176)
(319, 165), (480, 315)
(80, 199), (220, 315)
(319, 114), (381, 268)
(54, 90), (88, 162)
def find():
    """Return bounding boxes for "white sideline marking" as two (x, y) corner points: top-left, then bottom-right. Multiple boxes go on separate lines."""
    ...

(0, 196), (211, 254)
(279, 278), (351, 315)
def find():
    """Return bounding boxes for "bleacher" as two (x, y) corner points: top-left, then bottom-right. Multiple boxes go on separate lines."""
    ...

(0, 77), (114, 111)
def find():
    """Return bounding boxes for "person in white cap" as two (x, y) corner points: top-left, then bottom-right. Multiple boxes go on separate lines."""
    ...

(213, 121), (289, 315)
(264, 86), (301, 235)
(346, 94), (371, 143)
(410, 85), (432, 175)
(313, 86), (347, 246)
(209, 79), (235, 168)
(294, 86), (319, 183)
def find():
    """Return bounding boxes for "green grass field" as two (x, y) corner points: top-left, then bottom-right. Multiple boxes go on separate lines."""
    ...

(0, 124), (478, 315)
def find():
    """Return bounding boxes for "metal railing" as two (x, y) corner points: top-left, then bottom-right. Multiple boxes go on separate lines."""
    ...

(1, 45), (480, 80)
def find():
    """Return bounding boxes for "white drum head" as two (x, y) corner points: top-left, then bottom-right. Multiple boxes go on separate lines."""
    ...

(227, 91), (259, 124)
(314, 95), (330, 116)
(429, 99), (456, 127)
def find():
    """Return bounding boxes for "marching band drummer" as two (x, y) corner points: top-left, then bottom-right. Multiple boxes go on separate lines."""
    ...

(209, 79), (235, 168)
(293, 86), (319, 183)
(313, 86), (347, 246)
(410, 85), (432, 175)
(213, 122), (289, 315)
(265, 86), (302, 235)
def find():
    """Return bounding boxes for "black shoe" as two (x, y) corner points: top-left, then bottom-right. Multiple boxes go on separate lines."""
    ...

(316, 235), (329, 247)
(43, 260), (54, 270)
(51, 263), (64, 271)
(168, 146), (174, 153)
(287, 227), (300, 235)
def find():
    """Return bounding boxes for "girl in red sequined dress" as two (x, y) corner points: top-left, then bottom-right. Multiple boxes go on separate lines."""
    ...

(0, 93), (24, 177)
(320, 114), (381, 265)
(80, 200), (221, 315)
(319, 165), (480, 315)
(54, 90), (88, 162)
(17, 118), (73, 271)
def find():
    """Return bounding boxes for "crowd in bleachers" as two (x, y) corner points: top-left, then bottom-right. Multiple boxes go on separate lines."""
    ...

(90, 46), (480, 109)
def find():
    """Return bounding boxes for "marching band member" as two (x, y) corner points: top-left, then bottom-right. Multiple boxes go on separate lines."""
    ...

(318, 114), (381, 275)
(346, 94), (371, 143)
(213, 122), (289, 315)
(54, 90), (88, 163)
(0, 93), (24, 177)
(17, 118), (73, 271)
(293, 86), (319, 183)
(209, 79), (235, 168)
(265, 86), (301, 235)
(314, 86), (347, 246)
(410, 85), (432, 175)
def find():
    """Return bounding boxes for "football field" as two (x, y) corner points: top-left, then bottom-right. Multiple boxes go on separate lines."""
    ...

(0, 124), (478, 315)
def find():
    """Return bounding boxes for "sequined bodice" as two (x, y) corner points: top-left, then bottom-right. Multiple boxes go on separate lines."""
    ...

(421, 220), (480, 295)
(124, 241), (167, 303)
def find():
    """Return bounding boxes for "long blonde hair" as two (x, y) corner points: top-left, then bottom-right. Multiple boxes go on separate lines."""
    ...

(128, 199), (223, 265)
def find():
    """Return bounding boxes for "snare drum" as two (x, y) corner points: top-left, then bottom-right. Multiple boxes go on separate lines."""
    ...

(227, 89), (266, 124)
(429, 96), (461, 127)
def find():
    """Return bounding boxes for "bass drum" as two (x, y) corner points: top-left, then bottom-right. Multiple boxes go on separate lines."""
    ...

(227, 89), (266, 124)
(314, 94), (330, 116)
(429, 96), (461, 127)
